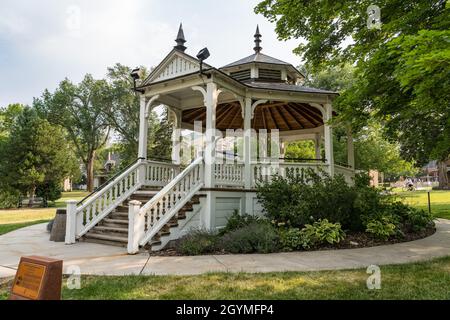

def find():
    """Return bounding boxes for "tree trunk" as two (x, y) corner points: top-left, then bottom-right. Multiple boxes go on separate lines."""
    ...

(437, 160), (449, 189)
(86, 151), (96, 192)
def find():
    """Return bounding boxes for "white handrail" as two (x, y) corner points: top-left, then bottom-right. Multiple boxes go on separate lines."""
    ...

(77, 161), (142, 213)
(138, 157), (204, 246)
(67, 159), (181, 242)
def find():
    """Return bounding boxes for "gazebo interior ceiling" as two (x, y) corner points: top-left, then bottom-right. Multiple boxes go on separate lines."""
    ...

(181, 102), (324, 131)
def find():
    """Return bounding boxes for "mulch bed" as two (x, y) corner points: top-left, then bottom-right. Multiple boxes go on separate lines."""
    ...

(149, 226), (436, 257)
(318, 225), (436, 251)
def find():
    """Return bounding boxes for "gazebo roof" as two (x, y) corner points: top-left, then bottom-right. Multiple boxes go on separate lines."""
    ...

(138, 25), (338, 134)
(245, 81), (335, 95)
(222, 52), (291, 68)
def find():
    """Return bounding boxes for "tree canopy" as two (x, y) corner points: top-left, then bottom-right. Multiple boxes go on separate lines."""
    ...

(256, 0), (449, 185)
(34, 75), (111, 191)
(0, 107), (78, 206)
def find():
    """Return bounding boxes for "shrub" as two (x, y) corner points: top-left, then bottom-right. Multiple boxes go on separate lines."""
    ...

(278, 228), (305, 251)
(365, 216), (398, 240)
(300, 219), (346, 248)
(176, 229), (219, 255)
(404, 207), (434, 232)
(36, 181), (62, 207)
(0, 188), (20, 209)
(220, 222), (280, 254)
(220, 210), (262, 235)
(256, 170), (358, 229)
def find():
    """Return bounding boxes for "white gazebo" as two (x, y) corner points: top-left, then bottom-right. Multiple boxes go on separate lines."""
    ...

(65, 25), (355, 254)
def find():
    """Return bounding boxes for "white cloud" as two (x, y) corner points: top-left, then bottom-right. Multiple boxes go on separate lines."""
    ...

(0, 0), (303, 107)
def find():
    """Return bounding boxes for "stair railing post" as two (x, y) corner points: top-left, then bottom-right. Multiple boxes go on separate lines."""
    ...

(138, 159), (146, 186)
(65, 200), (78, 244)
(128, 200), (144, 254)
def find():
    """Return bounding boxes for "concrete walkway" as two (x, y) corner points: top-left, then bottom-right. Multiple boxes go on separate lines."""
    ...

(1, 219), (450, 278)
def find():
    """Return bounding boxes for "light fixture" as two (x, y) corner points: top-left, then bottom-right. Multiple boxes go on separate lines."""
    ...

(196, 47), (210, 76)
(130, 68), (144, 93)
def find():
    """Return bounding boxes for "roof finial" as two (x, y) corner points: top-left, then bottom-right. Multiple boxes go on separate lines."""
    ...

(174, 23), (187, 52)
(254, 25), (262, 53)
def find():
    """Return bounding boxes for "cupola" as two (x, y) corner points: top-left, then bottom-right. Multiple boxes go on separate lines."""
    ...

(220, 26), (304, 85)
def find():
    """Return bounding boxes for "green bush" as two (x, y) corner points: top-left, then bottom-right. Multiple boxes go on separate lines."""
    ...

(220, 222), (280, 254)
(404, 207), (434, 232)
(300, 219), (346, 248)
(220, 210), (262, 235)
(256, 169), (358, 229)
(176, 229), (219, 255)
(256, 170), (432, 235)
(0, 188), (20, 209)
(365, 216), (398, 240)
(278, 228), (305, 251)
(36, 181), (62, 207)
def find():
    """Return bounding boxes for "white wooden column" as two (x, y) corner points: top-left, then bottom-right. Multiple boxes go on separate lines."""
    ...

(243, 97), (252, 189)
(314, 133), (322, 160)
(138, 96), (148, 159)
(347, 128), (355, 169)
(138, 94), (160, 160)
(170, 108), (182, 165)
(280, 140), (286, 160)
(204, 82), (219, 188)
(323, 103), (334, 176)
(243, 97), (253, 215)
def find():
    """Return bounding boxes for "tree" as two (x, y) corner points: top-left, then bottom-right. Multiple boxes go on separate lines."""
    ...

(150, 108), (173, 161)
(0, 107), (79, 206)
(34, 75), (111, 192)
(104, 64), (145, 160)
(0, 104), (24, 140)
(256, 1), (449, 185)
(285, 141), (316, 160)
(105, 63), (173, 165)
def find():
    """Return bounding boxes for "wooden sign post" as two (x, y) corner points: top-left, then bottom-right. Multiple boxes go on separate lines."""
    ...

(10, 256), (63, 300)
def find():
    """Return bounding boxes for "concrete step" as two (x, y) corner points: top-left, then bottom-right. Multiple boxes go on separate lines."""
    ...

(103, 218), (128, 225)
(108, 212), (128, 223)
(133, 190), (159, 196)
(83, 233), (128, 247)
(116, 205), (129, 213)
(93, 226), (128, 234)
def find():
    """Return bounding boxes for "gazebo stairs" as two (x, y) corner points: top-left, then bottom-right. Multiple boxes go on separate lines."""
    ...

(81, 187), (205, 251)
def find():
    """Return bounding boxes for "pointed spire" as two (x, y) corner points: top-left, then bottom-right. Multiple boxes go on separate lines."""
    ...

(174, 23), (187, 52)
(254, 25), (262, 53)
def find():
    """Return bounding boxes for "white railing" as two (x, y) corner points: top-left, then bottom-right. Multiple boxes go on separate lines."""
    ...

(66, 160), (142, 243)
(215, 163), (245, 188)
(252, 162), (329, 187)
(144, 160), (180, 186)
(334, 164), (355, 184)
(137, 157), (204, 248)
(65, 159), (180, 244)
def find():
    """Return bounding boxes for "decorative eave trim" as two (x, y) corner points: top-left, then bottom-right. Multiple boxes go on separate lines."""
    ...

(141, 49), (212, 86)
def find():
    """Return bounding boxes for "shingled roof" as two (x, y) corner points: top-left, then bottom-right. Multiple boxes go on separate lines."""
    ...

(221, 52), (291, 68)
(246, 81), (337, 95)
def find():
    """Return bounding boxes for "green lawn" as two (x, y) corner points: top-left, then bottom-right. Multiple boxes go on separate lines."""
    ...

(1, 256), (450, 300)
(396, 190), (450, 219)
(0, 191), (89, 235)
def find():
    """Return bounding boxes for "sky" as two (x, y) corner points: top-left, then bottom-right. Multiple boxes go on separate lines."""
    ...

(0, 0), (303, 108)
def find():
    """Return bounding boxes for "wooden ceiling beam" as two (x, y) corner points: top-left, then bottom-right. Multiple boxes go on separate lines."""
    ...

(228, 105), (243, 128)
(183, 107), (205, 122)
(282, 105), (304, 129)
(273, 106), (292, 130)
(289, 103), (321, 126)
(266, 107), (277, 130)
(216, 104), (235, 127)
(285, 103), (313, 128)
(297, 104), (323, 124)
